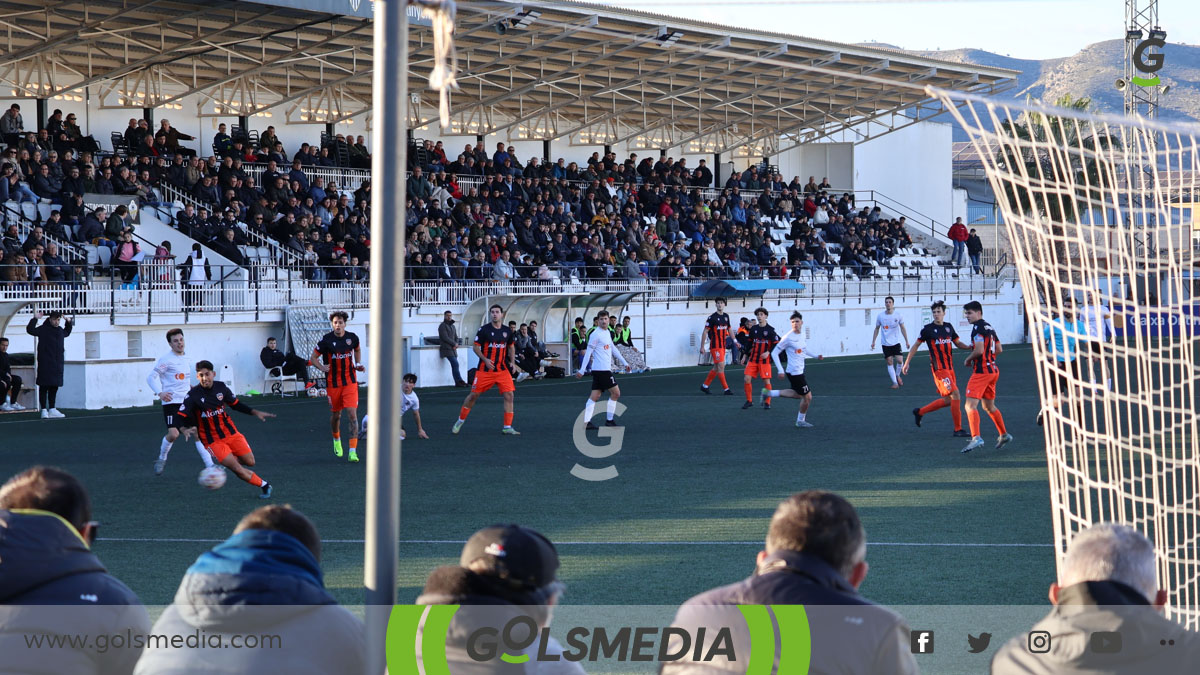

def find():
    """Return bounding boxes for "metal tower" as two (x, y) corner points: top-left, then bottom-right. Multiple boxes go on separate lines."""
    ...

(1121, 0), (1166, 118)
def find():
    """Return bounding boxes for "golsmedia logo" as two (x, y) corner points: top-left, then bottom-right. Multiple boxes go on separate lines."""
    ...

(1131, 36), (1166, 87)
(388, 605), (812, 673)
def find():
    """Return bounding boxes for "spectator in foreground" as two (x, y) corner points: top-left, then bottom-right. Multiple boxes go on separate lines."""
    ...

(416, 524), (584, 674)
(992, 523), (1200, 674)
(0, 466), (151, 675)
(134, 505), (365, 675)
(661, 491), (917, 674)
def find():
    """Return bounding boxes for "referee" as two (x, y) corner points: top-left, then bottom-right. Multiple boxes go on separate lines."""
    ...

(1039, 301), (1085, 426)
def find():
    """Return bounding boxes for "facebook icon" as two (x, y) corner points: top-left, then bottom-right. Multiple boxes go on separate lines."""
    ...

(911, 630), (935, 654)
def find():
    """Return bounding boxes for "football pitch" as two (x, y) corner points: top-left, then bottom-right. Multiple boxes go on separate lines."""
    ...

(0, 346), (1054, 609)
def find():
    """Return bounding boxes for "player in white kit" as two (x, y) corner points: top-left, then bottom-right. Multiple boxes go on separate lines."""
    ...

(1079, 291), (1116, 391)
(147, 328), (215, 475)
(765, 311), (825, 427)
(359, 373), (427, 442)
(870, 296), (910, 389)
(576, 310), (630, 430)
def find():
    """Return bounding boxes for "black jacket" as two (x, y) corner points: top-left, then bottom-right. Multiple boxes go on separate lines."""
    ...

(0, 509), (150, 675)
(662, 551), (916, 674)
(260, 347), (286, 369)
(26, 316), (72, 387)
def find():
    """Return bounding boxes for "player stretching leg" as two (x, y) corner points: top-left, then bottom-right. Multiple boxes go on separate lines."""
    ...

(766, 312), (824, 427)
(177, 360), (276, 498)
(961, 301), (1011, 453)
(311, 311), (364, 462)
(699, 297), (733, 395)
(576, 310), (629, 429)
(147, 328), (214, 475)
(743, 308), (779, 409)
(902, 301), (971, 437)
(871, 296), (910, 389)
(453, 304), (520, 435)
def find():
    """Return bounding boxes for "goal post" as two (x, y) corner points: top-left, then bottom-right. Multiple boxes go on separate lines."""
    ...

(931, 88), (1200, 625)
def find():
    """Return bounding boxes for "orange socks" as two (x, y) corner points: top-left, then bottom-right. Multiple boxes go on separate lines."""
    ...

(459, 406), (471, 421)
(503, 412), (514, 427)
(348, 438), (358, 450)
(744, 381), (754, 402)
(951, 404), (963, 431)
(717, 373), (729, 390)
(989, 410), (1007, 435)
(968, 409), (981, 437)
(332, 431), (340, 441)
(246, 472), (264, 487)
(703, 371), (716, 387)
(918, 399), (949, 416)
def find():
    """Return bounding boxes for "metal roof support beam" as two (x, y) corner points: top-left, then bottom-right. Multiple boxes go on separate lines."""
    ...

(446, 15), (598, 77)
(0, 0), (171, 67)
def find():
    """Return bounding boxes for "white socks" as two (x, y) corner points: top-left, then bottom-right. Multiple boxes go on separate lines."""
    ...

(796, 412), (807, 423)
(894, 363), (903, 381)
(887, 365), (898, 385)
(606, 399), (617, 421)
(768, 390), (781, 398)
(196, 441), (214, 468)
(584, 399), (596, 423)
(159, 437), (173, 461)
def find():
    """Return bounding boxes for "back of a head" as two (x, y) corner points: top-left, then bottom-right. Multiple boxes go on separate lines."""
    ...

(235, 505), (321, 562)
(766, 491), (865, 579)
(1061, 523), (1157, 602)
(0, 466), (91, 531)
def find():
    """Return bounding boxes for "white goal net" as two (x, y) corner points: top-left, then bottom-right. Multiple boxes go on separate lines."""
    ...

(932, 89), (1200, 625)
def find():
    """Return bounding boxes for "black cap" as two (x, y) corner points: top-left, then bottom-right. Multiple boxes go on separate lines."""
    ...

(460, 524), (559, 591)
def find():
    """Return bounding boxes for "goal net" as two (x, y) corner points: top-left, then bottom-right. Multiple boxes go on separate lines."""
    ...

(932, 89), (1200, 625)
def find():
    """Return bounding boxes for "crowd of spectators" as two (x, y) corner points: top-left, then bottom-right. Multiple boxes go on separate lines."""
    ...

(401, 140), (914, 284)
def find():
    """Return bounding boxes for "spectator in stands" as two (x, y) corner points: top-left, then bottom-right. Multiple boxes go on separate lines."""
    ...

(113, 232), (141, 284)
(407, 166), (432, 202)
(415, 524), (578, 673)
(967, 228), (984, 274)
(0, 336), (25, 411)
(491, 249), (517, 280)
(179, 243), (210, 308)
(992, 523), (1200, 674)
(213, 123), (232, 157)
(948, 216), (968, 266)
(0, 103), (22, 146)
(0, 466), (151, 674)
(210, 228), (245, 266)
(105, 204), (133, 240)
(260, 337), (311, 388)
(135, 505), (364, 674)
(41, 242), (74, 285)
(662, 491), (917, 674)
(30, 163), (60, 202)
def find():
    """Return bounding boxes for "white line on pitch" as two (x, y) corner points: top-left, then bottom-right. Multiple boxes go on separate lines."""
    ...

(97, 537), (1052, 548)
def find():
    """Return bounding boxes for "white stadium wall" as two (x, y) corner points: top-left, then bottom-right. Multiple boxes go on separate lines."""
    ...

(852, 119), (955, 241)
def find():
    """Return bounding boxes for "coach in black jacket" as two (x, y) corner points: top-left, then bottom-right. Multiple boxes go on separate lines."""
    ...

(0, 466), (150, 675)
(661, 491), (917, 675)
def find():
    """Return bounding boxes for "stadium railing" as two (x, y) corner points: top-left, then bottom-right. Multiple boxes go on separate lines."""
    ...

(1, 263), (1012, 321)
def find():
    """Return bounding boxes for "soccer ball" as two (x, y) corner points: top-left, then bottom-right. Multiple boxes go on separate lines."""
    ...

(198, 466), (227, 490)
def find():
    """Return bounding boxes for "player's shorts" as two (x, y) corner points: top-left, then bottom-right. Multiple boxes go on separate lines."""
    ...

(931, 369), (958, 397)
(472, 369), (516, 395)
(745, 361), (773, 379)
(590, 371), (617, 392)
(162, 403), (181, 428)
(1048, 360), (1082, 396)
(965, 372), (999, 400)
(881, 344), (902, 359)
(710, 347), (727, 364)
(207, 433), (252, 464)
(327, 384), (359, 412)
(787, 373), (811, 396)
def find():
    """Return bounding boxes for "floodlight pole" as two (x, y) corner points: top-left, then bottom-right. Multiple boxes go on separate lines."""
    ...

(364, 0), (407, 673)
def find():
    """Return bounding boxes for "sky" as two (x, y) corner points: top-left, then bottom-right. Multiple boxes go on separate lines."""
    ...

(592, 0), (1199, 61)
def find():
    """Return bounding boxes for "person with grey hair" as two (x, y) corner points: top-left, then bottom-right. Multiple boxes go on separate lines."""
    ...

(992, 523), (1200, 674)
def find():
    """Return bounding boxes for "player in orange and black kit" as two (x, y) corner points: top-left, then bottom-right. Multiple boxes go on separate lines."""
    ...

(177, 360), (276, 498)
(741, 308), (779, 409)
(960, 300), (1012, 453)
(700, 297), (733, 395)
(901, 301), (971, 437)
(311, 310), (364, 462)
(452, 304), (520, 435)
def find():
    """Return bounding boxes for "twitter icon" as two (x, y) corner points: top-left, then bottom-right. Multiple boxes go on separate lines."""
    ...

(967, 633), (992, 653)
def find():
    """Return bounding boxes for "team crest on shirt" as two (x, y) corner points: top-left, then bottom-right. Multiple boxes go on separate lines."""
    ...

(216, 393), (224, 401)
(346, 339), (352, 345)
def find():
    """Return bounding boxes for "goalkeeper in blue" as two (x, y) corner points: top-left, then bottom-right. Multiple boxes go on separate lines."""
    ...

(575, 310), (630, 430)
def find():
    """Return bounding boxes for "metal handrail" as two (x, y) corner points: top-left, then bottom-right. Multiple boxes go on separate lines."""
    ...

(157, 183), (305, 269)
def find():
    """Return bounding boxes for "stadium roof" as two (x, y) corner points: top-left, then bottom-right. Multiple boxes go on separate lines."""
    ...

(0, 0), (1018, 154)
